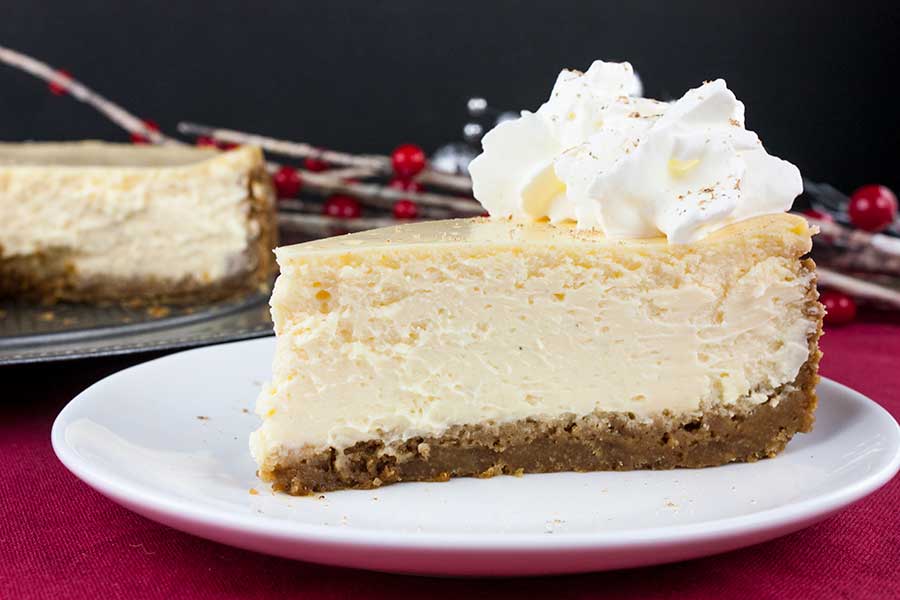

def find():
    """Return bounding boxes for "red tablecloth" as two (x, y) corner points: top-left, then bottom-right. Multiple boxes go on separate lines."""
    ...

(2, 315), (899, 599)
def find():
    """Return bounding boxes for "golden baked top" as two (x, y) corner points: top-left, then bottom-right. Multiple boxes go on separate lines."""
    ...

(277, 213), (813, 260)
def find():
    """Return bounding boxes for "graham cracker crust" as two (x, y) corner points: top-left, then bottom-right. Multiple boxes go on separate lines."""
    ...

(0, 161), (277, 306)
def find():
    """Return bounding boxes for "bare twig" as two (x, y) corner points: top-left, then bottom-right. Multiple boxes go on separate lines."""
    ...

(181, 122), (386, 170)
(416, 169), (473, 191)
(296, 170), (481, 214)
(278, 212), (413, 235)
(312, 166), (379, 181)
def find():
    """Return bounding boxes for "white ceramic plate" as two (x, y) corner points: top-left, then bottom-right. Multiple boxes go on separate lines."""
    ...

(52, 338), (900, 577)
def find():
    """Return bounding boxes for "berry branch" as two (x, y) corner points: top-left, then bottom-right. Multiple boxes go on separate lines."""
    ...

(178, 121), (473, 192)
(283, 168), (480, 215)
(0, 44), (178, 145)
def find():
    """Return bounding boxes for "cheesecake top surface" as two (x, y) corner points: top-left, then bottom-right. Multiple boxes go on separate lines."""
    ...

(0, 141), (230, 168)
(276, 213), (812, 260)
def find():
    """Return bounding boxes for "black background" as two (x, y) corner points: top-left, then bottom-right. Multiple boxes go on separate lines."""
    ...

(1, 1), (898, 194)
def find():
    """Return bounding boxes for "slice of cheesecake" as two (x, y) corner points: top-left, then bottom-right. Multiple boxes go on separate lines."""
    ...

(251, 214), (822, 495)
(0, 142), (276, 304)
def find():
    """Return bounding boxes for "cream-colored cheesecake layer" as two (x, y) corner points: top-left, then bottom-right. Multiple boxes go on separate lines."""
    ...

(251, 214), (816, 466)
(0, 142), (268, 284)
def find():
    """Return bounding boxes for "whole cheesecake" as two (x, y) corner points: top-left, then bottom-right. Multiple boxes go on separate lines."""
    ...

(0, 142), (276, 304)
(251, 60), (823, 495)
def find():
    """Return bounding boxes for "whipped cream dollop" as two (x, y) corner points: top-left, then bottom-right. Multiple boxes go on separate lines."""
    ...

(468, 60), (802, 243)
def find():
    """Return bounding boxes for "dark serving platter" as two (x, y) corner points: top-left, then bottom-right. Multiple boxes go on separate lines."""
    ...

(0, 292), (272, 366)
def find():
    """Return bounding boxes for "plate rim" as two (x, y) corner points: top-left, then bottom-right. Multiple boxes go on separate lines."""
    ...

(51, 340), (900, 553)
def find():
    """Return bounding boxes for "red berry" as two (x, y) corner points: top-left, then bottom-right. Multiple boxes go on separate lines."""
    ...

(49, 69), (72, 96)
(802, 209), (834, 222)
(304, 156), (329, 172)
(821, 290), (857, 326)
(220, 142), (239, 150)
(273, 166), (302, 198)
(391, 143), (427, 178)
(196, 136), (218, 148)
(323, 195), (361, 219)
(130, 120), (160, 144)
(848, 185), (897, 232)
(389, 177), (423, 193)
(393, 199), (419, 219)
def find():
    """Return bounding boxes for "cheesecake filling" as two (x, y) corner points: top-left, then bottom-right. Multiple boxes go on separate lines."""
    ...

(250, 218), (816, 466)
(0, 144), (263, 285)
